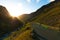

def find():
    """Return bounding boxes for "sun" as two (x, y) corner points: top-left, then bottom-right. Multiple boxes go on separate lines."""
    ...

(9, 10), (24, 17)
(10, 13), (22, 17)
(6, 3), (24, 17)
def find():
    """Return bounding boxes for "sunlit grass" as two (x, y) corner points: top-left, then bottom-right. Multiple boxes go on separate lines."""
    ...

(3, 23), (33, 40)
(41, 24), (59, 31)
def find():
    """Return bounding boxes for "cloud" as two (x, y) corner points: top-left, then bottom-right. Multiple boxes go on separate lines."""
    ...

(26, 0), (40, 3)
(49, 0), (55, 2)
(27, 0), (31, 3)
(36, 0), (40, 3)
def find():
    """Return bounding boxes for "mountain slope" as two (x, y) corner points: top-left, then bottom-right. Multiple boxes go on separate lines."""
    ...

(28, 0), (60, 30)
(19, 0), (60, 30)
(2, 0), (60, 40)
(0, 5), (23, 37)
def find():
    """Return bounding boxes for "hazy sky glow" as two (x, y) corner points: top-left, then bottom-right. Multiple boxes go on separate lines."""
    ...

(0, 0), (55, 17)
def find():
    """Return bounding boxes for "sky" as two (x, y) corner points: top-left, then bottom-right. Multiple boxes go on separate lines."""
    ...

(0, 0), (55, 17)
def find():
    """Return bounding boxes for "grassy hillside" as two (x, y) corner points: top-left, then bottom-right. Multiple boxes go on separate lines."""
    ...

(3, 23), (33, 40)
(29, 1), (60, 31)
(2, 0), (60, 40)
(3, 22), (60, 40)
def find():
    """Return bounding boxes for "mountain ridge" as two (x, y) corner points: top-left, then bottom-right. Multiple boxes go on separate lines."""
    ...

(0, 0), (60, 40)
(19, 0), (60, 29)
(0, 5), (23, 37)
